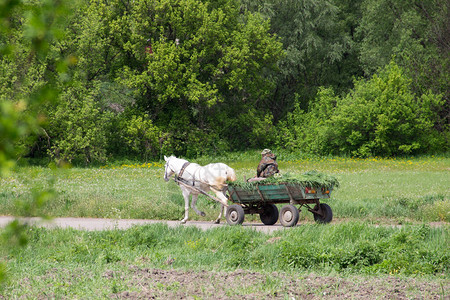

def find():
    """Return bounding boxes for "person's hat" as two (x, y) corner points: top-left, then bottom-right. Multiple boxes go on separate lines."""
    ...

(261, 149), (272, 155)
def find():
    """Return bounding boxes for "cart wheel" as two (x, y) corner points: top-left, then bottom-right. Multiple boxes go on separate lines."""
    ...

(279, 205), (299, 227)
(313, 203), (333, 224)
(226, 204), (245, 226)
(260, 204), (279, 225)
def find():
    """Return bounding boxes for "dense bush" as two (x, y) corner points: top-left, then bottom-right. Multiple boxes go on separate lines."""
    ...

(122, 114), (162, 161)
(277, 62), (446, 157)
(45, 84), (111, 163)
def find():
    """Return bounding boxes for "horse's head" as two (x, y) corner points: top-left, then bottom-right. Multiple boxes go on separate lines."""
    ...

(163, 155), (175, 182)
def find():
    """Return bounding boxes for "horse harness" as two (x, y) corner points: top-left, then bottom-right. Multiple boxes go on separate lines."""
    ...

(175, 162), (195, 186)
(174, 161), (223, 191)
(178, 162), (190, 178)
(170, 159), (228, 205)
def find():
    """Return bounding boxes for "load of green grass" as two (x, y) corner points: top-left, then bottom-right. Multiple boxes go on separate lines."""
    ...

(228, 170), (340, 191)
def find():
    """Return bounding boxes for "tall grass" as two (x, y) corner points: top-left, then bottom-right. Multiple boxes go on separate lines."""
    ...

(0, 156), (449, 223)
(1, 222), (448, 297)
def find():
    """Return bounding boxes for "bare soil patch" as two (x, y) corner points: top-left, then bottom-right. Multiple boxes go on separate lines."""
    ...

(108, 267), (448, 299)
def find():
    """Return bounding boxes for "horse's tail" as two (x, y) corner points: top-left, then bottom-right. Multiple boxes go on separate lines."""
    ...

(226, 167), (237, 182)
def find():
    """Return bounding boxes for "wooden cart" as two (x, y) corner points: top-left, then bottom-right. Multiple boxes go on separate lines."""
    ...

(226, 183), (333, 227)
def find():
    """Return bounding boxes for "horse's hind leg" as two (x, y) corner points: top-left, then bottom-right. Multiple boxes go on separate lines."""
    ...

(191, 194), (206, 217)
(214, 205), (224, 224)
(213, 189), (228, 224)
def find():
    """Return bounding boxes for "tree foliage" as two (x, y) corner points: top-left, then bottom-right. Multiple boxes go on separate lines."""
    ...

(114, 0), (283, 152)
(123, 114), (162, 161)
(278, 62), (445, 157)
(357, 0), (449, 130)
(241, 0), (363, 118)
(46, 84), (111, 163)
(0, 0), (72, 286)
(1, 0), (448, 163)
(26, 0), (283, 159)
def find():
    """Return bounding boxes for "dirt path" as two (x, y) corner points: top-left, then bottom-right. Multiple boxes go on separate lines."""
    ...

(0, 215), (288, 233)
(1, 216), (446, 232)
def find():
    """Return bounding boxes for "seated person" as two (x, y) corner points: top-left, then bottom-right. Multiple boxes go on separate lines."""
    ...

(248, 149), (279, 182)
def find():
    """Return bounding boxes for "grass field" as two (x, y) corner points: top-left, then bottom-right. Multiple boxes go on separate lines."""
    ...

(1, 154), (448, 223)
(0, 154), (449, 298)
(1, 222), (449, 298)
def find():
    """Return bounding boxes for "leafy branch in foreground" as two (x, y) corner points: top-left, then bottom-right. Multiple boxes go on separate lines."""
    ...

(0, 0), (69, 288)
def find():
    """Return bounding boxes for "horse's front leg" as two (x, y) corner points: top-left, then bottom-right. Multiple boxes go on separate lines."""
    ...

(180, 189), (190, 224)
(191, 194), (206, 217)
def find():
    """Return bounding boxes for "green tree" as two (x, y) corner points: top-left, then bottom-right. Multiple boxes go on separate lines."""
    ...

(45, 84), (110, 164)
(357, 0), (449, 133)
(113, 0), (283, 152)
(26, 0), (283, 157)
(242, 0), (363, 119)
(330, 62), (444, 156)
(123, 114), (162, 161)
(279, 62), (445, 156)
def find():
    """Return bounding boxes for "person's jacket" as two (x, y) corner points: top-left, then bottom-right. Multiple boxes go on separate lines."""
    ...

(256, 153), (279, 177)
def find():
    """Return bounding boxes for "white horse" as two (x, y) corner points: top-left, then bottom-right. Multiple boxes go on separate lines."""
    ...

(163, 155), (237, 224)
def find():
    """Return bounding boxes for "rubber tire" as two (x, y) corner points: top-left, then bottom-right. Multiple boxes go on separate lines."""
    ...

(226, 204), (245, 226)
(279, 205), (299, 227)
(313, 203), (333, 224)
(259, 204), (279, 225)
